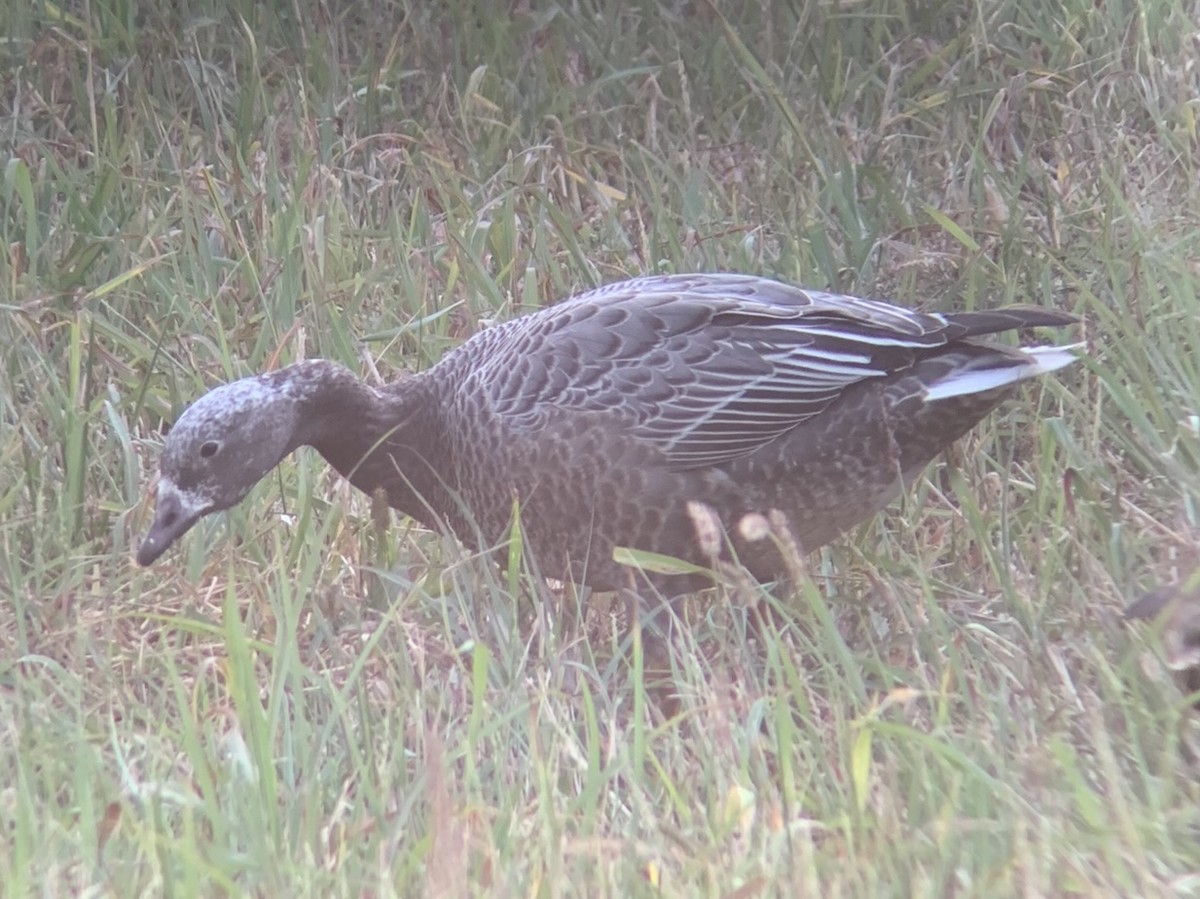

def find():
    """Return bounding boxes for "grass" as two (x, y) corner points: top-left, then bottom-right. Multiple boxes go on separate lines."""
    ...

(3, 0), (1200, 894)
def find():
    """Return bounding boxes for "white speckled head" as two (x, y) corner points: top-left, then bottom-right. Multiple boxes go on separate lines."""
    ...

(138, 373), (302, 565)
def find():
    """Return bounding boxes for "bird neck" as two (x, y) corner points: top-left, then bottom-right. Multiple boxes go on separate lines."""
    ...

(285, 360), (455, 533)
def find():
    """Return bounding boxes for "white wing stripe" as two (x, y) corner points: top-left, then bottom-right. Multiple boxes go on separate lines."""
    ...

(767, 325), (943, 347)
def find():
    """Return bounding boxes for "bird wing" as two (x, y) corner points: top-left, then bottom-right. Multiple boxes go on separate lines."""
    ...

(473, 274), (1008, 470)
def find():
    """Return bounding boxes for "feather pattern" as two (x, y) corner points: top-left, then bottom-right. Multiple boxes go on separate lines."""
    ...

(460, 273), (1072, 469)
(137, 272), (1081, 594)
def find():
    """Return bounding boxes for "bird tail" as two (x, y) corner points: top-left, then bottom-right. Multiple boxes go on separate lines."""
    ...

(924, 343), (1084, 401)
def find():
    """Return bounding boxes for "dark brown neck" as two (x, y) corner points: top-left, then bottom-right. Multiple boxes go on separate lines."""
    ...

(284, 360), (456, 534)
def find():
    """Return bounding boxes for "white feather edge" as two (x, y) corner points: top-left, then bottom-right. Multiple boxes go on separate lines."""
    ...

(924, 342), (1085, 401)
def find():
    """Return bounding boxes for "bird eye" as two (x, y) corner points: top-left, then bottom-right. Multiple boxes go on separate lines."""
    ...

(199, 441), (221, 459)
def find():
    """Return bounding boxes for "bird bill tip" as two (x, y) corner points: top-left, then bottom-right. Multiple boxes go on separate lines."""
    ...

(136, 479), (208, 566)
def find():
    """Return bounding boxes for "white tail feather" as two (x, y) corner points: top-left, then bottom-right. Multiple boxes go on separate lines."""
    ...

(924, 343), (1084, 401)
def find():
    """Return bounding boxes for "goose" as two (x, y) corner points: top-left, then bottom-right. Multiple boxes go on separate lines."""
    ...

(1126, 572), (1200, 710)
(138, 272), (1080, 597)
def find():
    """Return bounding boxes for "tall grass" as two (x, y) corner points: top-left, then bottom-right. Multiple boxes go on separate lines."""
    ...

(3, 0), (1200, 894)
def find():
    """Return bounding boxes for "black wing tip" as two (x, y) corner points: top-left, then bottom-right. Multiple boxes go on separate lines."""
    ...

(946, 306), (1079, 337)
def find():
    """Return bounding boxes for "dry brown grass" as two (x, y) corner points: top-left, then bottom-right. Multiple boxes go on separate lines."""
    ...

(4, 1), (1200, 894)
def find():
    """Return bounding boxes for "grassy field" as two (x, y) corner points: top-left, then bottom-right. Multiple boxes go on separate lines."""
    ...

(4, 0), (1200, 894)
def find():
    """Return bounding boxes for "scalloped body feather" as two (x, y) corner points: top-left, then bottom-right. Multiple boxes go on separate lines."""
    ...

(138, 272), (1081, 591)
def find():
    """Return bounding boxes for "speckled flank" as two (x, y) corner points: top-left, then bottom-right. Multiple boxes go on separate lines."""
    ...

(138, 272), (1081, 587)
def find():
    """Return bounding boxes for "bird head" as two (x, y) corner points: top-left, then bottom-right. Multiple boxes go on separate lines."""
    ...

(138, 375), (299, 565)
